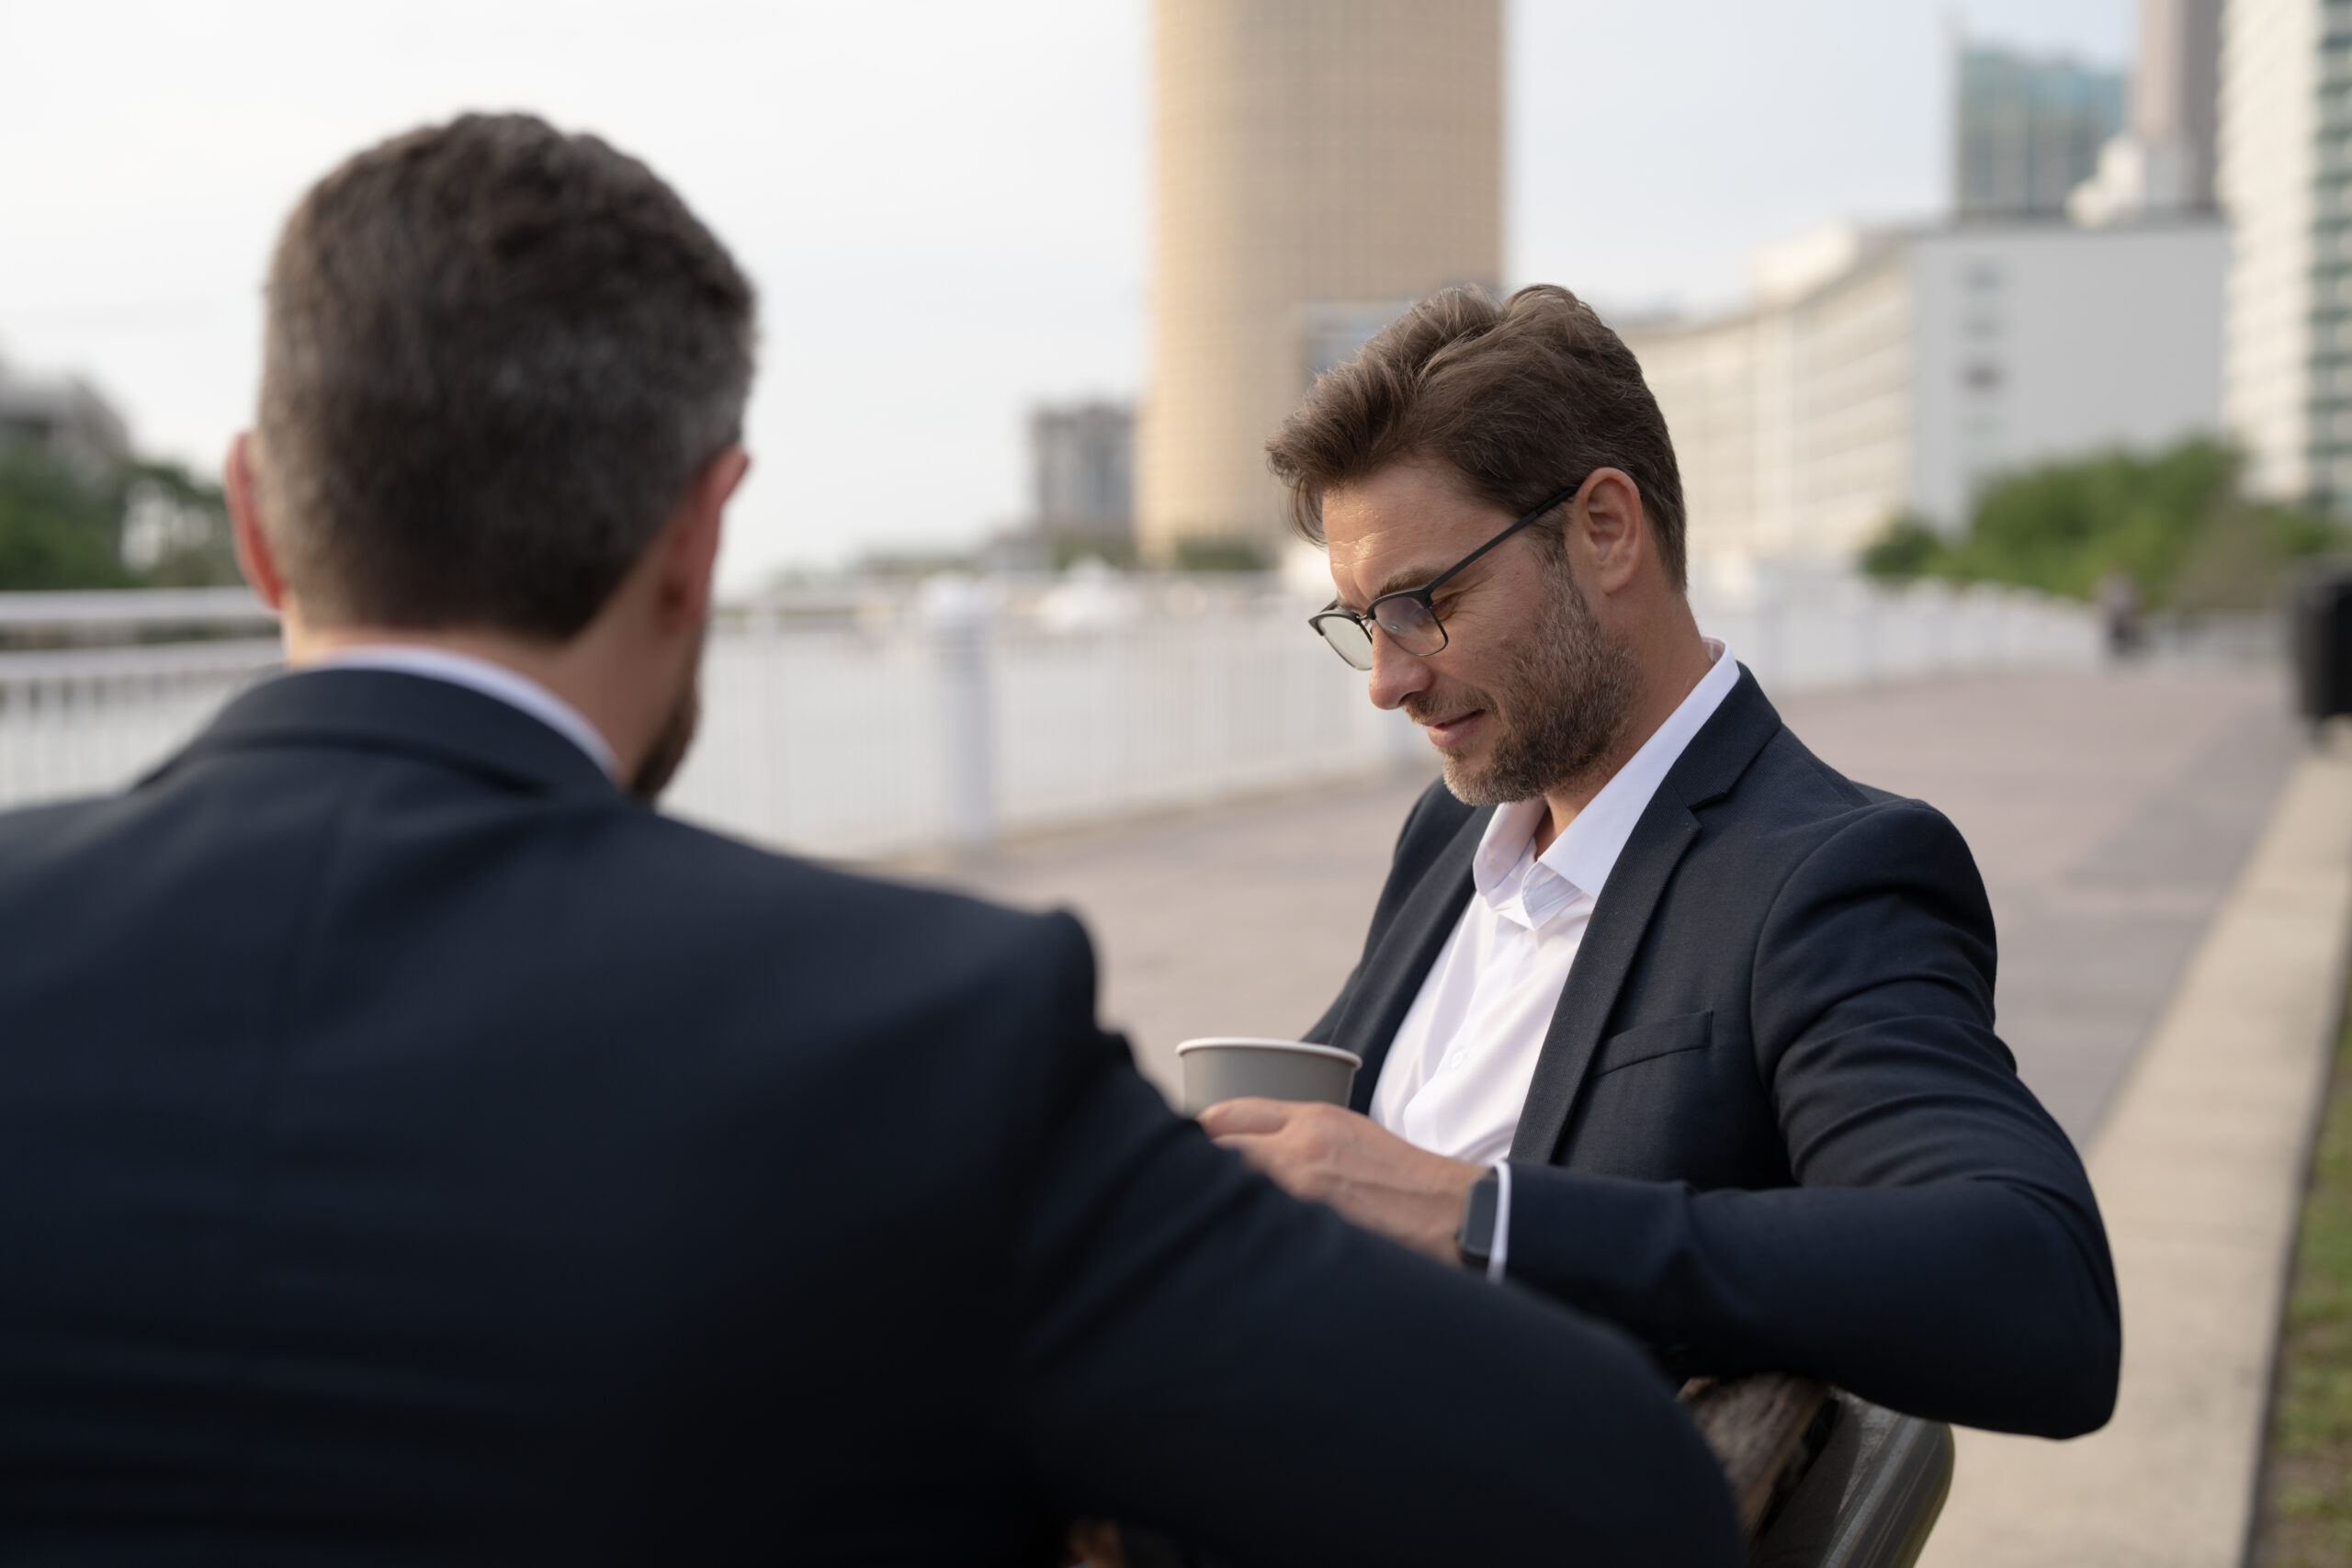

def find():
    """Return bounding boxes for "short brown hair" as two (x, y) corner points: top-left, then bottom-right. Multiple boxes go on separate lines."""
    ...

(256, 114), (756, 637)
(1266, 285), (1687, 592)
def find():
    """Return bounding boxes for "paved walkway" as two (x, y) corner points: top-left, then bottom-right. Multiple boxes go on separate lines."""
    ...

(1918, 731), (2352, 1568)
(920, 663), (2301, 1140)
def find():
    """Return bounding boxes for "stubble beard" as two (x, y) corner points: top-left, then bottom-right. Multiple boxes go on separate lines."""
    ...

(1411, 570), (1640, 808)
(628, 626), (706, 804)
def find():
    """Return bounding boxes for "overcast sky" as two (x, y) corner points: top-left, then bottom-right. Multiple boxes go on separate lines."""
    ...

(0, 0), (2131, 589)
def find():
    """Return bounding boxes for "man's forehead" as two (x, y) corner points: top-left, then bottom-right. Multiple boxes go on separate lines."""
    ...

(1322, 463), (1505, 598)
(1326, 529), (1454, 604)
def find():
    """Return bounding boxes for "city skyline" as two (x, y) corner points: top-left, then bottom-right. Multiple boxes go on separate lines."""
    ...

(0, 0), (2132, 589)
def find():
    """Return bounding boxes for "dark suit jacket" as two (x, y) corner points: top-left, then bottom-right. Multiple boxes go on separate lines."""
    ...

(0, 670), (1744, 1567)
(1308, 668), (2121, 1438)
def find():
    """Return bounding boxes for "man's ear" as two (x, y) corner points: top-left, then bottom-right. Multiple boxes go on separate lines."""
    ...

(655, 446), (751, 631)
(1577, 468), (1647, 595)
(224, 434), (287, 611)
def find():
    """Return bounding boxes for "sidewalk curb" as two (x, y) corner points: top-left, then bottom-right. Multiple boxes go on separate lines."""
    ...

(1917, 737), (2352, 1568)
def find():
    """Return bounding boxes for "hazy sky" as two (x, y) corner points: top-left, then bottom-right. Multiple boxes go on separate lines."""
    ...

(0, 0), (2130, 589)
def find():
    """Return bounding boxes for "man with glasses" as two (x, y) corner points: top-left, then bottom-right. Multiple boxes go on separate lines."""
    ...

(1203, 285), (2121, 1440)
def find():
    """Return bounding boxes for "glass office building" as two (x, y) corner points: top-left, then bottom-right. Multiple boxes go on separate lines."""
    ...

(1955, 46), (2129, 220)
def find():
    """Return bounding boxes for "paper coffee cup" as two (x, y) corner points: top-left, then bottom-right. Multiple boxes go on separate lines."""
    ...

(1173, 1037), (1363, 1117)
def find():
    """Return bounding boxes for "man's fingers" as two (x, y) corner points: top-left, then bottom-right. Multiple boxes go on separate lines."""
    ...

(1210, 1131), (1330, 1200)
(1207, 1130), (1280, 1167)
(1195, 1096), (1298, 1137)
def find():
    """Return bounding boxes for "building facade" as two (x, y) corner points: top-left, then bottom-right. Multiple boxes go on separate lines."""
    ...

(2136, 0), (2225, 206)
(0, 355), (130, 480)
(2073, 0), (2224, 222)
(1620, 220), (2228, 568)
(1031, 400), (1134, 543)
(2217, 0), (2346, 512)
(1139, 0), (1501, 562)
(1955, 43), (2128, 220)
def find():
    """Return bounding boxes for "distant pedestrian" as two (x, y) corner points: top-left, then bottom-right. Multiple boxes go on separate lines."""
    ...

(2098, 567), (2144, 659)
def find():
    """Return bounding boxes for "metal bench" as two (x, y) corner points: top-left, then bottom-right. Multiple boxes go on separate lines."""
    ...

(1684, 1375), (1954, 1568)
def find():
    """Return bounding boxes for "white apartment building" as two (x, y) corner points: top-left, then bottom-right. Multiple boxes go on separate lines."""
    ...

(2218, 0), (2344, 510)
(1617, 219), (2227, 568)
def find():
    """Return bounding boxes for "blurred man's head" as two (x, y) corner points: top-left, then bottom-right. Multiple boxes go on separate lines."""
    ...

(1268, 286), (1696, 807)
(228, 113), (756, 798)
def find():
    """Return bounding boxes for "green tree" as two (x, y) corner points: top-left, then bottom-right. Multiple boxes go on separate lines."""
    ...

(117, 460), (240, 587)
(0, 444), (134, 590)
(1859, 513), (1949, 580)
(1171, 536), (1271, 572)
(0, 444), (240, 592)
(1859, 437), (2344, 609)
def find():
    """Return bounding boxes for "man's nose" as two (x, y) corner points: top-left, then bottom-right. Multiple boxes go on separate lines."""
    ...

(1365, 630), (1432, 713)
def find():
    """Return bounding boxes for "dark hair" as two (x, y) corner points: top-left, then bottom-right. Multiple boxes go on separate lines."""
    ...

(255, 113), (756, 637)
(1265, 284), (1687, 592)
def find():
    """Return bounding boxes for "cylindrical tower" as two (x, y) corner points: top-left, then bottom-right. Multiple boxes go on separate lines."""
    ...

(1141, 0), (1503, 563)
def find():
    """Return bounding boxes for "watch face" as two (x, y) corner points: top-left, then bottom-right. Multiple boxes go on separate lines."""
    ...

(1457, 1172), (1499, 1263)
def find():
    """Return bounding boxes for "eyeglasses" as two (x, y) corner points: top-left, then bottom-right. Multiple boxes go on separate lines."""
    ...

(1306, 482), (1584, 671)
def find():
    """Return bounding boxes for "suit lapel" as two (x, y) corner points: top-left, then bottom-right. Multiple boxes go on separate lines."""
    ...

(1506, 809), (1700, 1160)
(1338, 808), (1487, 1111)
(1507, 668), (1786, 1162)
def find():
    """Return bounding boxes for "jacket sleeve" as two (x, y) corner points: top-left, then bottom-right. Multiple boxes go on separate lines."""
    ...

(1500, 802), (2122, 1438)
(1007, 914), (1744, 1568)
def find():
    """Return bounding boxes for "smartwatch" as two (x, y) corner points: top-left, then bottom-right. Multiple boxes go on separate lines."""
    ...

(1455, 1167), (1501, 1272)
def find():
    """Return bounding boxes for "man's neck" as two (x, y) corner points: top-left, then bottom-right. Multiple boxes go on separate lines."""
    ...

(280, 608), (649, 784)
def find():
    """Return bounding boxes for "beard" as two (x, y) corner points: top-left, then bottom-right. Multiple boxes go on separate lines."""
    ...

(1406, 569), (1639, 807)
(628, 626), (706, 804)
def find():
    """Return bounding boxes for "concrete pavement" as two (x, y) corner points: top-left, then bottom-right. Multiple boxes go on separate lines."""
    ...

(1917, 730), (2352, 1568)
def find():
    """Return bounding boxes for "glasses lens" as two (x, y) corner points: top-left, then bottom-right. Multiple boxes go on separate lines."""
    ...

(1311, 614), (1375, 671)
(1373, 596), (1444, 656)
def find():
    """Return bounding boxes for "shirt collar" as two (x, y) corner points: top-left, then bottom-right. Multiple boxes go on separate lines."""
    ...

(1472, 638), (1739, 910)
(309, 645), (621, 781)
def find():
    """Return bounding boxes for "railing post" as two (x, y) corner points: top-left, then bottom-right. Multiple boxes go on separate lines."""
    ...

(921, 575), (997, 849)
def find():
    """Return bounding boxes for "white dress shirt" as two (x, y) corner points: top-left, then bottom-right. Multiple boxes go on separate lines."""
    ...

(1370, 639), (1738, 1279)
(312, 645), (620, 781)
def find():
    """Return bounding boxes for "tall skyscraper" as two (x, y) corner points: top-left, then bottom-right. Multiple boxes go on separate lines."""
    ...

(1954, 44), (2127, 220)
(2219, 0), (2346, 512)
(1140, 0), (1502, 563)
(1030, 400), (1134, 544)
(2132, 0), (2224, 207)
(2071, 0), (2224, 223)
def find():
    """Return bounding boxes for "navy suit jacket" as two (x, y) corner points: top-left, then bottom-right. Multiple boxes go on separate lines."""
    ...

(0, 670), (1747, 1567)
(1308, 668), (2121, 1438)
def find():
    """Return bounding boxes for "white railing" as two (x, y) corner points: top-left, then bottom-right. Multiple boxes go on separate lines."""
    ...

(0, 638), (284, 808)
(1695, 565), (2103, 693)
(0, 569), (2098, 857)
(663, 574), (1417, 857)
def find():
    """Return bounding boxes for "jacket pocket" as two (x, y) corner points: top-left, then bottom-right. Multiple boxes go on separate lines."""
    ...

(1591, 1010), (1713, 1076)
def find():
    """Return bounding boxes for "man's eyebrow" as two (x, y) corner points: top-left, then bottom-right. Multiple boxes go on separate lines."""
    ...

(1357, 558), (1464, 607)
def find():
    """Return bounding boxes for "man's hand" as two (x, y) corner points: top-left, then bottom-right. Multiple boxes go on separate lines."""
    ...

(1198, 1098), (1486, 1264)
